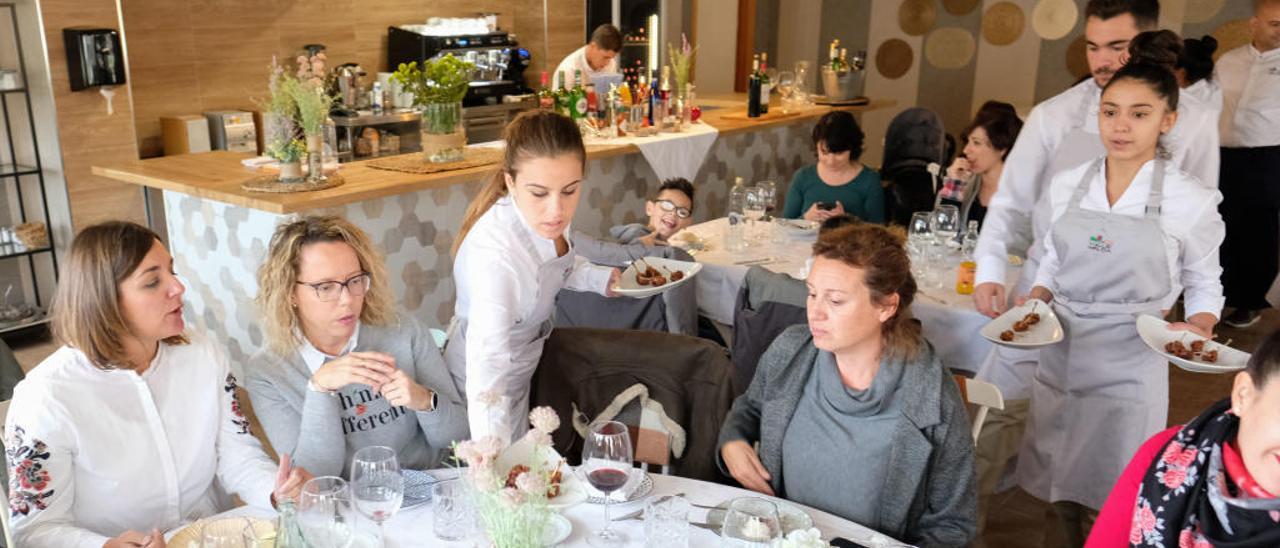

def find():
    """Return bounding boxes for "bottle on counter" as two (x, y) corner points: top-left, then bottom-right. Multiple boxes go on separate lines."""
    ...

(647, 68), (659, 127)
(759, 53), (771, 114)
(371, 81), (384, 111)
(570, 69), (588, 120)
(538, 71), (555, 110)
(727, 177), (748, 252)
(659, 65), (672, 120)
(747, 55), (762, 118)
(555, 70), (571, 117)
(274, 500), (305, 548)
(586, 81), (599, 121)
(829, 39), (843, 73)
(956, 220), (980, 295)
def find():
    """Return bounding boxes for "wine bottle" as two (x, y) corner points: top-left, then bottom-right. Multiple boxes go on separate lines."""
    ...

(571, 69), (587, 120)
(759, 53), (771, 114)
(648, 68), (659, 126)
(747, 54), (762, 118)
(555, 70), (570, 117)
(538, 71), (554, 110)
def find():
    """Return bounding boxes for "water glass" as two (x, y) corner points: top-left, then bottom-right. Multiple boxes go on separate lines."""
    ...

(645, 495), (691, 548)
(296, 477), (355, 548)
(771, 217), (790, 244)
(756, 180), (777, 218)
(720, 497), (782, 547)
(931, 205), (961, 249)
(432, 479), (474, 541)
(744, 188), (768, 243)
(351, 446), (404, 545)
(198, 518), (255, 548)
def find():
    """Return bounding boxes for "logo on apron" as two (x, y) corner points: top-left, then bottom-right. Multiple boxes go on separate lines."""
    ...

(1088, 233), (1113, 253)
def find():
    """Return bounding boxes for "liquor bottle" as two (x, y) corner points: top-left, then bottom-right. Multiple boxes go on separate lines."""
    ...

(747, 54), (762, 118)
(727, 177), (748, 251)
(537, 71), (554, 110)
(829, 39), (842, 72)
(571, 69), (588, 120)
(586, 82), (599, 120)
(759, 53), (771, 114)
(659, 65), (672, 120)
(555, 70), (570, 116)
(648, 68), (660, 127)
(840, 48), (849, 74)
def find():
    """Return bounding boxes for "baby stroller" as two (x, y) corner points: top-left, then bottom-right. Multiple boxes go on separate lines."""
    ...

(880, 107), (954, 226)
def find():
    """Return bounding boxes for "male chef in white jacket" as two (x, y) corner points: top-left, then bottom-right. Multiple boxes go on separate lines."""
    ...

(1217, 0), (1280, 329)
(551, 24), (622, 90)
(964, 0), (1225, 536)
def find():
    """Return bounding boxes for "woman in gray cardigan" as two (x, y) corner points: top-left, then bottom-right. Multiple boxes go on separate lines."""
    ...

(246, 216), (469, 477)
(718, 223), (977, 547)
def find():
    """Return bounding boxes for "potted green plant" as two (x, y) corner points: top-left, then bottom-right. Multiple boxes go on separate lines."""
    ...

(392, 54), (474, 163)
(261, 60), (304, 182)
(267, 138), (306, 181)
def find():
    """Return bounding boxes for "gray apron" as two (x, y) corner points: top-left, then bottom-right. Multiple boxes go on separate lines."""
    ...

(977, 118), (1106, 400)
(1018, 158), (1172, 510)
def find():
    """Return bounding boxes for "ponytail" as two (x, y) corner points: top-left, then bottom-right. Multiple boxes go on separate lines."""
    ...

(452, 110), (586, 256)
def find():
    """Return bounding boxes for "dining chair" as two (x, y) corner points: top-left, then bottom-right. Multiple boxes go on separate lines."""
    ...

(731, 266), (808, 394)
(952, 375), (1005, 443)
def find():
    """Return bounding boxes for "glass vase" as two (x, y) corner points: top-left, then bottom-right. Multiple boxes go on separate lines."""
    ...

(420, 101), (466, 163)
(305, 133), (325, 182)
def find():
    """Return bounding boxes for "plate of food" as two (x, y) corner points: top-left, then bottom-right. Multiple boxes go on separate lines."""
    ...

(705, 499), (814, 535)
(1136, 315), (1249, 373)
(613, 256), (702, 299)
(495, 436), (587, 510)
(980, 299), (1064, 348)
(168, 517), (275, 548)
(670, 230), (708, 253)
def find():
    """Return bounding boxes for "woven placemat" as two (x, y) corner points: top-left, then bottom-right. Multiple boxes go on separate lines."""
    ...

(366, 148), (504, 175)
(241, 173), (346, 193)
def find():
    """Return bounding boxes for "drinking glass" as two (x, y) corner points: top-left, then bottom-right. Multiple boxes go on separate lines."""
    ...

(908, 211), (934, 247)
(774, 71), (795, 112)
(755, 180), (777, 219)
(931, 205), (961, 249)
(720, 497), (782, 547)
(581, 420), (634, 547)
(198, 518), (255, 548)
(351, 446), (404, 545)
(432, 479), (474, 541)
(297, 476), (355, 548)
(645, 495), (691, 548)
(793, 61), (811, 102)
(743, 187), (768, 243)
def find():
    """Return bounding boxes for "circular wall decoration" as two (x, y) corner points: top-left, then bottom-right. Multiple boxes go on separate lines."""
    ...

(876, 38), (915, 79)
(900, 0), (938, 37)
(1032, 0), (1078, 41)
(982, 2), (1025, 46)
(926, 27), (977, 69)
(1184, 0), (1226, 24)
(943, 0), (979, 16)
(1211, 19), (1252, 61)
(1066, 35), (1091, 80)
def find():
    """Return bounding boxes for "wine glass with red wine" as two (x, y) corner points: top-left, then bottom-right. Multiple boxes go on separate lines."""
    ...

(581, 420), (634, 547)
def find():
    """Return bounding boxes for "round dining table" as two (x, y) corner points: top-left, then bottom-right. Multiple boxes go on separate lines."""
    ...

(197, 467), (911, 547)
(677, 217), (1022, 374)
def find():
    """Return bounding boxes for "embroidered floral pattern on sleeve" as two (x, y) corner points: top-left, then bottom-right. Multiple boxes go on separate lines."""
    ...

(6, 426), (55, 517)
(225, 373), (252, 435)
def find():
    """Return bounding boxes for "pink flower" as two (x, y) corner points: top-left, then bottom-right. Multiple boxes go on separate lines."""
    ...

(454, 439), (484, 465)
(1162, 442), (1184, 465)
(1162, 442), (1198, 468)
(529, 406), (560, 434)
(499, 486), (524, 507)
(1161, 467), (1189, 489)
(523, 429), (552, 449)
(1139, 503), (1157, 533)
(467, 460), (498, 487)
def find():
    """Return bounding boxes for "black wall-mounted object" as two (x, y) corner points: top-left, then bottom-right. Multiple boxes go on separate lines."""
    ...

(62, 28), (126, 91)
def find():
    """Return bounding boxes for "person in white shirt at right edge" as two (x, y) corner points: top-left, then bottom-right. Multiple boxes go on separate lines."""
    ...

(964, 0), (1222, 536)
(1022, 59), (1224, 545)
(1215, 0), (1280, 329)
(446, 110), (620, 445)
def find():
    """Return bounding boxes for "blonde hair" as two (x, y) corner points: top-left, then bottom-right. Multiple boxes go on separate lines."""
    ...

(51, 221), (188, 370)
(257, 215), (396, 356)
(453, 110), (586, 256)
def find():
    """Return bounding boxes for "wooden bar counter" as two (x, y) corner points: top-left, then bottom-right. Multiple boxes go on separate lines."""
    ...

(94, 95), (893, 366)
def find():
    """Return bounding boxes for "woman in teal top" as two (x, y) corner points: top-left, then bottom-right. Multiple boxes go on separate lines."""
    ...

(782, 111), (885, 223)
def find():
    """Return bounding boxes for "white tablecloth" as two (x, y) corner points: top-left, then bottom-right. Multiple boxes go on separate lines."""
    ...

(680, 218), (1022, 374)
(203, 468), (907, 547)
(585, 121), (720, 182)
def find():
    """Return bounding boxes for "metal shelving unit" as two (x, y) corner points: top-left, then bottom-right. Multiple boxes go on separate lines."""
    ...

(0, 3), (58, 335)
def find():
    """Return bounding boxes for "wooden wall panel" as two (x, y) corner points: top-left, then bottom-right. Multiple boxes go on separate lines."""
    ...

(121, 0), (574, 159)
(40, 0), (146, 229)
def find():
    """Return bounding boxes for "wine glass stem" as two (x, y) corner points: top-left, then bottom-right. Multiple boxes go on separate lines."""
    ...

(602, 497), (612, 534)
(377, 520), (387, 547)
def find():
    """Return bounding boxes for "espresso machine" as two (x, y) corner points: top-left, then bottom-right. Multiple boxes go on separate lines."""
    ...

(387, 23), (531, 106)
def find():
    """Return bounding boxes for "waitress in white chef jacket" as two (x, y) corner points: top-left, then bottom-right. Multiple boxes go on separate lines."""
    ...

(1019, 60), (1225, 536)
(3, 222), (312, 548)
(447, 110), (620, 444)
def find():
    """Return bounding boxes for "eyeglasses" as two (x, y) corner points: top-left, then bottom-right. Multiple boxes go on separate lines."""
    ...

(654, 199), (692, 219)
(296, 272), (371, 302)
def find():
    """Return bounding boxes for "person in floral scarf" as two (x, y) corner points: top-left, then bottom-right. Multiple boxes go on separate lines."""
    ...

(1087, 328), (1280, 547)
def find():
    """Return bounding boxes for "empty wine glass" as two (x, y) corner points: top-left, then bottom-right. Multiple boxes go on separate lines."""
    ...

(351, 446), (404, 545)
(931, 205), (961, 249)
(581, 420), (634, 547)
(297, 476), (355, 548)
(744, 188), (768, 243)
(198, 518), (255, 548)
(720, 497), (782, 547)
(755, 180), (777, 219)
(775, 71), (795, 112)
(908, 211), (934, 247)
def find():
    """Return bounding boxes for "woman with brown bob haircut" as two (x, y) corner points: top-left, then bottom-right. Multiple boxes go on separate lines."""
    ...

(717, 222), (977, 547)
(3, 221), (310, 548)
(245, 215), (468, 478)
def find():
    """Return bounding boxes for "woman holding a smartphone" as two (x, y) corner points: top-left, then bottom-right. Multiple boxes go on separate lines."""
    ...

(781, 111), (885, 224)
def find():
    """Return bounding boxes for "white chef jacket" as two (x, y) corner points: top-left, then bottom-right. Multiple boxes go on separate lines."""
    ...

(975, 78), (1222, 287)
(4, 334), (277, 548)
(551, 45), (619, 89)
(447, 196), (613, 443)
(1034, 158), (1225, 318)
(1216, 44), (1280, 148)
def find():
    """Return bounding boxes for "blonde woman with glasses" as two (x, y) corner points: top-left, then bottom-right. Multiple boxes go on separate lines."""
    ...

(245, 215), (468, 478)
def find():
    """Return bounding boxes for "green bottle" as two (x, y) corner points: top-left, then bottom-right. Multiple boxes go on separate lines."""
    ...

(555, 70), (571, 116)
(570, 69), (588, 120)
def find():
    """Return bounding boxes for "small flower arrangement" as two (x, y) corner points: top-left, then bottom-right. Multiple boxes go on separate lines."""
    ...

(266, 138), (306, 164)
(261, 53), (334, 164)
(452, 405), (564, 548)
(668, 33), (698, 96)
(392, 54), (474, 137)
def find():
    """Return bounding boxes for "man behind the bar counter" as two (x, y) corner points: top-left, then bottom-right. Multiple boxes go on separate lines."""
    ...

(552, 24), (621, 89)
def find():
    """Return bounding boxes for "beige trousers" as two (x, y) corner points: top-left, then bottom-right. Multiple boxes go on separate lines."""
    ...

(975, 398), (1030, 532)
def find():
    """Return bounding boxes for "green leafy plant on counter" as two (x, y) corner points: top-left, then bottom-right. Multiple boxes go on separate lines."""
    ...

(668, 33), (698, 96)
(288, 80), (335, 138)
(266, 138), (306, 163)
(392, 54), (475, 134)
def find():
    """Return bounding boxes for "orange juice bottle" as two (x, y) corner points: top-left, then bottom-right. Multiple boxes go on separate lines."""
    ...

(956, 260), (976, 295)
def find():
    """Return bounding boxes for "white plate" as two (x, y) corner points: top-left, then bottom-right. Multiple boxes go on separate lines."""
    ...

(980, 299), (1064, 349)
(670, 230), (708, 253)
(168, 517), (274, 548)
(583, 468), (654, 504)
(613, 256), (702, 299)
(541, 513), (572, 546)
(1136, 315), (1249, 373)
(495, 436), (588, 510)
(705, 499), (814, 534)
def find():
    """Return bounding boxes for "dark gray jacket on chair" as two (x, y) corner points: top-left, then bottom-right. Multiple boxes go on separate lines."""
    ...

(718, 325), (977, 547)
